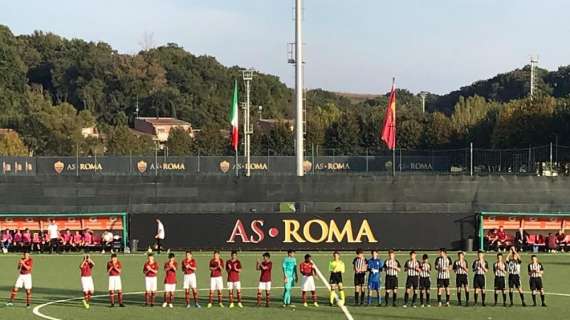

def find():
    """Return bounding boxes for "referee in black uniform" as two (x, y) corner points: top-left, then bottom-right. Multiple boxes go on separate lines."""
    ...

(453, 251), (470, 306)
(383, 249), (401, 307)
(472, 250), (489, 306)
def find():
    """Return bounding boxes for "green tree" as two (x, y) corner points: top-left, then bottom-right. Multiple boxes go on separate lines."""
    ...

(0, 132), (28, 156)
(106, 126), (155, 155)
(165, 127), (194, 155)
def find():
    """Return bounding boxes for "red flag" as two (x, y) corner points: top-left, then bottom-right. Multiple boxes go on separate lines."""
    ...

(381, 79), (396, 150)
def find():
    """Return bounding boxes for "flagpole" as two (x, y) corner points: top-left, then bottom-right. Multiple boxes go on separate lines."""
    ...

(235, 148), (239, 176)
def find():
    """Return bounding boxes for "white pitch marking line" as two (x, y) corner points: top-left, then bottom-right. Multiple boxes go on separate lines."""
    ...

(31, 286), (570, 320)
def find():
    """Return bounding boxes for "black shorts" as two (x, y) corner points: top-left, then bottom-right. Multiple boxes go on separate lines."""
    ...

(508, 274), (521, 289)
(529, 278), (543, 291)
(385, 275), (398, 290)
(405, 276), (419, 290)
(494, 277), (506, 290)
(329, 272), (343, 285)
(354, 273), (366, 286)
(473, 275), (486, 289)
(437, 278), (450, 288)
(419, 277), (431, 290)
(456, 274), (468, 288)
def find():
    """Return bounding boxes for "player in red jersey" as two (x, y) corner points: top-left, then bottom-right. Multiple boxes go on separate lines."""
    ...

(80, 255), (95, 309)
(182, 251), (201, 308)
(162, 253), (177, 308)
(256, 252), (272, 307)
(226, 250), (243, 308)
(7, 251), (33, 307)
(300, 254), (319, 307)
(107, 253), (125, 307)
(143, 253), (159, 307)
(207, 250), (224, 308)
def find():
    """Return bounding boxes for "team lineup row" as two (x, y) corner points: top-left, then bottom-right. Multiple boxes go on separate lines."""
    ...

(5, 246), (547, 310)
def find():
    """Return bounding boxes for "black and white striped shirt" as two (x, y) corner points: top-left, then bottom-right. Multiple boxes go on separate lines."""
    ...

(453, 260), (469, 275)
(419, 262), (431, 278)
(507, 259), (521, 275)
(472, 260), (488, 276)
(493, 262), (506, 277)
(435, 256), (453, 279)
(383, 259), (401, 277)
(353, 257), (367, 274)
(405, 259), (420, 277)
(528, 263), (544, 278)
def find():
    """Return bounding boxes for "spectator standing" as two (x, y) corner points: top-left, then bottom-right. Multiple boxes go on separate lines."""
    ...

(47, 220), (60, 254)
(1, 229), (12, 253)
(155, 219), (165, 254)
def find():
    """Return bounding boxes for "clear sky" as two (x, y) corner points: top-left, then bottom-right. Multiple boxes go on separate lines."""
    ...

(2, 0), (569, 94)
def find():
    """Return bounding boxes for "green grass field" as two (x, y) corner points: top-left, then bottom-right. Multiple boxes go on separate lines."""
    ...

(1, 251), (569, 320)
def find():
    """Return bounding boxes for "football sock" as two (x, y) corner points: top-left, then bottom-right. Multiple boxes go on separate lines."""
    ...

(532, 294), (537, 305)
(151, 292), (155, 304)
(118, 292), (123, 305)
(109, 291), (115, 305)
(437, 294), (441, 303)
(229, 291), (234, 304)
(540, 294), (545, 304)
(446, 294), (450, 303)
(144, 292), (148, 304)
(258, 291), (263, 304)
(392, 293), (397, 305)
(354, 292), (359, 304)
(217, 291), (222, 304)
(404, 292), (409, 304)
(265, 291), (270, 305)
(164, 292), (168, 303)
(26, 291), (31, 305)
(494, 293), (498, 304)
(509, 292), (513, 304)
(339, 290), (345, 302)
(474, 293), (478, 304)
(237, 290), (242, 303)
(482, 293), (486, 304)
(458, 292), (462, 304)
(360, 292), (365, 304)
(185, 290), (190, 305)
(10, 289), (16, 301)
(329, 291), (335, 304)
(313, 291), (318, 303)
(384, 292), (389, 305)
(519, 293), (525, 304)
(426, 292), (430, 304)
(465, 292), (469, 304)
(193, 290), (198, 303)
(502, 293), (507, 304)
(367, 292), (371, 304)
(302, 291), (307, 303)
(209, 291), (213, 304)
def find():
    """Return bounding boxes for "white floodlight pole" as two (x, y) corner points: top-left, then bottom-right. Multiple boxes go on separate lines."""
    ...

(295, 0), (304, 176)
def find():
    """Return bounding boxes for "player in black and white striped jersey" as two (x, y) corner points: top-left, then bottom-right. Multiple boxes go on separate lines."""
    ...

(418, 254), (432, 308)
(528, 255), (546, 307)
(403, 251), (420, 308)
(453, 251), (469, 306)
(472, 250), (488, 306)
(352, 248), (368, 306)
(493, 253), (507, 306)
(506, 247), (526, 306)
(434, 248), (452, 307)
(383, 249), (401, 307)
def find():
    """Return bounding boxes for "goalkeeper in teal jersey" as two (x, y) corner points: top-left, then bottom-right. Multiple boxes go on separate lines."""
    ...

(282, 249), (298, 307)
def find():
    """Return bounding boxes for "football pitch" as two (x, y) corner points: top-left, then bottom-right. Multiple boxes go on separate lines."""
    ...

(1, 251), (569, 320)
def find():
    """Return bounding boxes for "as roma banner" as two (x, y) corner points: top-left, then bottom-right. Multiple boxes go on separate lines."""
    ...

(130, 212), (474, 251)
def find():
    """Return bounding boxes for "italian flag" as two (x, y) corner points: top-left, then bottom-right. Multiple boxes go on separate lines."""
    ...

(229, 80), (239, 151)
